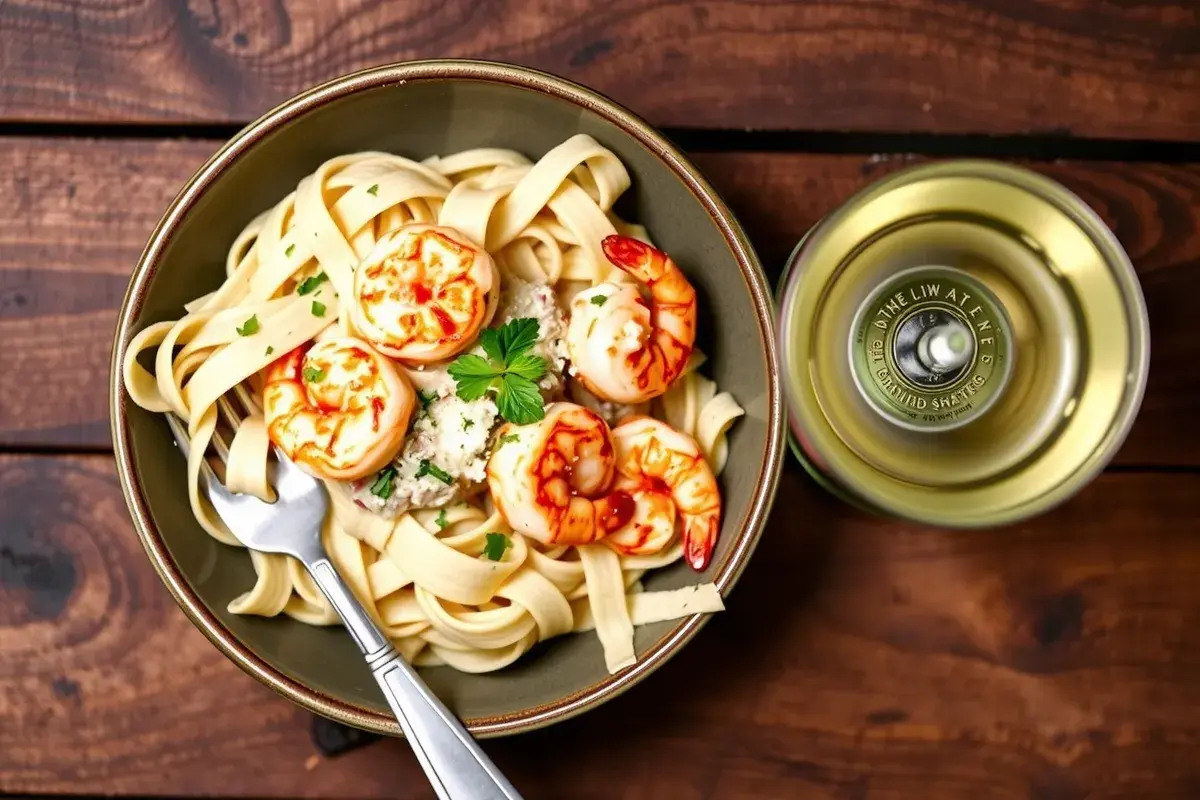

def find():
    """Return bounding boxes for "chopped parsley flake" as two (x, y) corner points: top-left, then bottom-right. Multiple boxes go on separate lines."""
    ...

(236, 315), (259, 336)
(590, 294), (608, 306)
(435, 509), (448, 529)
(483, 532), (511, 562)
(285, 244), (295, 258)
(463, 419), (475, 430)
(297, 272), (327, 295)
(367, 184), (379, 196)
(415, 459), (453, 485)
(302, 366), (326, 383)
(265, 346), (274, 356)
(311, 300), (327, 317)
(370, 467), (397, 500)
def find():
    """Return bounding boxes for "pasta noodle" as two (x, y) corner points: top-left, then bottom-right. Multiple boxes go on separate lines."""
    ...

(656, 352), (746, 475)
(123, 134), (744, 674)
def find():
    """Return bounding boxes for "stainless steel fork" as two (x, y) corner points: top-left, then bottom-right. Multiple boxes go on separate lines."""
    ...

(165, 409), (522, 800)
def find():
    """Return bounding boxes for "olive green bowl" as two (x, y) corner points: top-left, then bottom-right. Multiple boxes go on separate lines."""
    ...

(109, 60), (784, 737)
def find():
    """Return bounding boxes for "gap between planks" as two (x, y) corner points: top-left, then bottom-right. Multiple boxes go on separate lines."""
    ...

(2, 123), (1200, 163)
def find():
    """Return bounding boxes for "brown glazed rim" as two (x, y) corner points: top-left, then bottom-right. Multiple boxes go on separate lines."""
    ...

(109, 59), (784, 737)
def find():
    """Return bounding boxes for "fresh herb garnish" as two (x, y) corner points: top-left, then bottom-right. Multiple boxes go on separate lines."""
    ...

(590, 294), (608, 306)
(370, 467), (397, 500)
(483, 532), (511, 562)
(415, 459), (453, 485)
(496, 433), (519, 450)
(236, 315), (259, 336)
(463, 419), (475, 430)
(435, 509), (448, 529)
(297, 271), (327, 295)
(311, 300), (327, 317)
(285, 244), (295, 258)
(265, 346), (275, 356)
(367, 184), (379, 196)
(417, 389), (435, 410)
(496, 377), (543, 425)
(504, 353), (547, 381)
(480, 319), (539, 364)
(448, 318), (547, 424)
(302, 366), (326, 383)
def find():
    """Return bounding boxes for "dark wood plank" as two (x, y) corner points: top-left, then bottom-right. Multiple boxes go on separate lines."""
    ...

(2, 138), (1197, 464)
(0, 138), (197, 449)
(0, 1), (1197, 138)
(4, 454), (1200, 798)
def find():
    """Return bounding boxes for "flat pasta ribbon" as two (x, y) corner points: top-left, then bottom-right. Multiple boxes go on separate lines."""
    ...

(121, 135), (739, 675)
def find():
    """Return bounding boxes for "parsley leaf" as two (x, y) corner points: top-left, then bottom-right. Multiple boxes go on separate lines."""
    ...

(417, 389), (436, 410)
(496, 375), (546, 425)
(434, 509), (448, 529)
(479, 327), (504, 363)
(285, 243), (295, 258)
(302, 366), (326, 383)
(415, 459), (453, 485)
(447, 354), (498, 401)
(297, 271), (327, 295)
(495, 432), (519, 450)
(370, 467), (397, 500)
(367, 184), (379, 196)
(497, 317), (539, 360)
(506, 352), (547, 382)
(483, 532), (511, 562)
(447, 318), (548, 424)
(311, 300), (327, 317)
(236, 315), (259, 336)
(590, 294), (608, 306)
(463, 419), (475, 430)
(265, 346), (274, 356)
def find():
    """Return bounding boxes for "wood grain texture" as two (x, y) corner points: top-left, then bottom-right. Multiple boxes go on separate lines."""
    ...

(2, 138), (1197, 463)
(3, 454), (1200, 798)
(0, 0), (1197, 138)
(0, 138), (197, 449)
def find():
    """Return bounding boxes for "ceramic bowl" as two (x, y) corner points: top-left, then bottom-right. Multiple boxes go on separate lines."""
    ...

(110, 60), (784, 736)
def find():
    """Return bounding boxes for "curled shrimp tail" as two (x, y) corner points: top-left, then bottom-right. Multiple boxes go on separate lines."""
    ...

(599, 235), (698, 392)
(602, 235), (667, 282)
(682, 513), (719, 572)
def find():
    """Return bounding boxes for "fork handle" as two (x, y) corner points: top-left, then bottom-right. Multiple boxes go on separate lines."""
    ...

(308, 557), (523, 800)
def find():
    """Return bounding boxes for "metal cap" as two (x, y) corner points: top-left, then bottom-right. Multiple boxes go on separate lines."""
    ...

(849, 266), (1014, 432)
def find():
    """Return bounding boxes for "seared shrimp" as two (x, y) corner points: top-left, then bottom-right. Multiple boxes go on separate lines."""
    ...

(263, 337), (415, 481)
(608, 417), (720, 572)
(487, 402), (634, 547)
(566, 235), (696, 404)
(353, 223), (500, 363)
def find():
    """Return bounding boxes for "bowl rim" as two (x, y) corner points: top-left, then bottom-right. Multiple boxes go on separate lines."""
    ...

(108, 58), (785, 737)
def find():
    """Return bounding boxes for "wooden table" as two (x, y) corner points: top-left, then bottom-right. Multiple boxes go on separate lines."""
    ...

(2, 2), (1198, 798)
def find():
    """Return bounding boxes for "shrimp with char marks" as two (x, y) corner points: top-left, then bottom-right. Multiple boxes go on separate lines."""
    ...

(486, 402), (635, 547)
(567, 235), (697, 404)
(606, 416), (721, 572)
(263, 336), (415, 481)
(352, 223), (500, 364)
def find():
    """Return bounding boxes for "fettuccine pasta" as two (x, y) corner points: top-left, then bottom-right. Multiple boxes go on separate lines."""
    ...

(123, 134), (742, 674)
